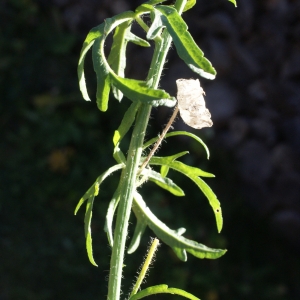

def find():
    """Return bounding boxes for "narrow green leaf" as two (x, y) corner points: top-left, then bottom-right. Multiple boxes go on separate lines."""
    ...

(113, 102), (141, 146)
(143, 168), (185, 196)
(183, 0), (196, 12)
(149, 153), (214, 178)
(78, 23), (105, 101)
(78, 11), (134, 103)
(127, 210), (148, 254)
(109, 73), (176, 107)
(129, 284), (200, 300)
(149, 154), (223, 232)
(112, 102), (140, 164)
(191, 176), (223, 233)
(127, 32), (151, 47)
(107, 21), (132, 101)
(160, 165), (169, 177)
(74, 181), (99, 215)
(155, 6), (216, 79)
(74, 164), (125, 265)
(113, 146), (127, 164)
(147, 9), (164, 40)
(92, 37), (111, 112)
(143, 0), (168, 6)
(132, 192), (226, 260)
(84, 195), (98, 266)
(228, 0), (237, 7)
(143, 131), (210, 159)
(74, 164), (125, 215)
(104, 185), (121, 247)
(107, 21), (151, 101)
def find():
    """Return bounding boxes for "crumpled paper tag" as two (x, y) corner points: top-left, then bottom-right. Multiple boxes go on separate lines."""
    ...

(176, 79), (213, 129)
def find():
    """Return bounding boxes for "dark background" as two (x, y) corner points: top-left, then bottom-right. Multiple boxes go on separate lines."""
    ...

(1, 0), (300, 299)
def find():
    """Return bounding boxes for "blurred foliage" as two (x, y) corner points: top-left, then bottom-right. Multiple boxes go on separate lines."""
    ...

(0, 0), (299, 299)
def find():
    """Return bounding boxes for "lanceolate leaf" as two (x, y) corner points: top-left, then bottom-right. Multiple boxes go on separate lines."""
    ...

(107, 21), (132, 101)
(149, 152), (214, 177)
(155, 5), (216, 79)
(107, 22), (151, 101)
(143, 131), (210, 159)
(92, 37), (111, 112)
(78, 11), (134, 102)
(74, 163), (125, 266)
(127, 205), (148, 254)
(132, 192), (226, 261)
(113, 102), (141, 164)
(149, 153), (223, 233)
(113, 102), (141, 147)
(142, 168), (185, 196)
(104, 185), (121, 247)
(78, 23), (104, 101)
(109, 74), (176, 107)
(129, 284), (200, 300)
(85, 195), (97, 266)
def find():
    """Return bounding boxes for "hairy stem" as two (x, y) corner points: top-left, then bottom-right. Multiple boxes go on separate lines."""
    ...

(139, 105), (179, 174)
(130, 238), (160, 297)
(106, 1), (187, 299)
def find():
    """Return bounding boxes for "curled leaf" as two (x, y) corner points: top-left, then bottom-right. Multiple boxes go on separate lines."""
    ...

(149, 153), (223, 233)
(129, 284), (200, 300)
(143, 130), (210, 160)
(141, 168), (185, 196)
(74, 163), (125, 265)
(131, 192), (226, 260)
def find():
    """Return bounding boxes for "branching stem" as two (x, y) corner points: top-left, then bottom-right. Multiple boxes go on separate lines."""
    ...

(106, 1), (187, 300)
(138, 105), (179, 174)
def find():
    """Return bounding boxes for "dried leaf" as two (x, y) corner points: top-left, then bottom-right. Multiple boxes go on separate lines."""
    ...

(176, 79), (213, 129)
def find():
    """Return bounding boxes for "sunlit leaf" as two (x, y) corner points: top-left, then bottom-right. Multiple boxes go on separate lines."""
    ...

(104, 185), (121, 247)
(142, 168), (185, 196)
(92, 37), (111, 112)
(143, 0), (168, 5)
(155, 5), (216, 79)
(129, 284), (200, 300)
(127, 205), (148, 254)
(132, 192), (226, 260)
(85, 195), (98, 266)
(143, 131), (210, 159)
(74, 164), (125, 265)
(78, 23), (104, 101)
(113, 102), (141, 147)
(228, 0), (237, 7)
(107, 21), (131, 101)
(149, 153), (223, 232)
(183, 0), (196, 12)
(147, 8), (164, 40)
(110, 74), (176, 107)
(78, 11), (134, 103)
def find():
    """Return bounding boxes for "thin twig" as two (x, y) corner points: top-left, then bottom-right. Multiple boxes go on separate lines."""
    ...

(138, 105), (179, 174)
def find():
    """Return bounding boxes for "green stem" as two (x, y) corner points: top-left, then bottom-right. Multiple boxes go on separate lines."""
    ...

(130, 238), (160, 297)
(106, 1), (187, 299)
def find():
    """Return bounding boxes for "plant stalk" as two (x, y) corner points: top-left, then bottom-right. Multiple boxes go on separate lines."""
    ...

(106, 1), (187, 299)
